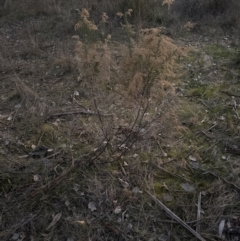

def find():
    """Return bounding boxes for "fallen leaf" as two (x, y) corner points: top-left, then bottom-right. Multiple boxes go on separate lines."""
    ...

(117, 217), (122, 222)
(46, 213), (62, 230)
(33, 174), (40, 182)
(163, 152), (168, 157)
(74, 90), (79, 96)
(127, 223), (132, 229)
(88, 202), (97, 211)
(123, 161), (128, 166)
(76, 220), (86, 226)
(189, 155), (197, 162)
(190, 161), (199, 169)
(114, 206), (121, 214)
(159, 233), (169, 241)
(180, 183), (195, 192)
(132, 187), (143, 194)
(163, 193), (173, 202)
(7, 115), (12, 121)
(219, 219), (225, 237)
(11, 233), (19, 240)
(118, 178), (129, 188)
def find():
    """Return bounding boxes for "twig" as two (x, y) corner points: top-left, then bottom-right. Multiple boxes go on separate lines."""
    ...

(147, 192), (207, 241)
(73, 98), (88, 110)
(45, 109), (113, 121)
(196, 192), (202, 234)
(37, 130), (45, 146)
(233, 108), (240, 119)
(0, 120), (8, 126)
(93, 98), (108, 139)
(157, 217), (211, 224)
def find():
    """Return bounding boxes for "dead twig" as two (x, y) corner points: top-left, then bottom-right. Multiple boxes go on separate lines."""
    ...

(147, 192), (207, 241)
(45, 109), (113, 121)
(196, 192), (202, 234)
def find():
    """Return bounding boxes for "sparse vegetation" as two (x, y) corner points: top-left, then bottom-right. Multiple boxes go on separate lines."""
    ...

(1, 1), (240, 241)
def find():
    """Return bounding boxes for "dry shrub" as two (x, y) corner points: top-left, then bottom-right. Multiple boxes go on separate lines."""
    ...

(184, 21), (197, 31)
(73, 14), (187, 148)
(74, 24), (186, 100)
(75, 41), (111, 83)
(120, 27), (185, 99)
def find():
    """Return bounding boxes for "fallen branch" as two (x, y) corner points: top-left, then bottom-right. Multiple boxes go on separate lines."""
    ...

(147, 191), (207, 241)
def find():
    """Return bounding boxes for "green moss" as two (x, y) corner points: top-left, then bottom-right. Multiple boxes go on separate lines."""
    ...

(37, 123), (59, 146)
(189, 85), (219, 98)
(204, 44), (233, 59)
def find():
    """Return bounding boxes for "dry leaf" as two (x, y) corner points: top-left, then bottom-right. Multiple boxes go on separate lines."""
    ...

(76, 220), (86, 226)
(118, 178), (129, 188)
(180, 183), (195, 192)
(219, 219), (225, 237)
(88, 202), (97, 211)
(189, 155), (197, 162)
(11, 233), (19, 240)
(7, 115), (12, 121)
(46, 212), (62, 230)
(123, 161), (128, 166)
(132, 187), (143, 194)
(74, 90), (79, 96)
(33, 174), (40, 182)
(163, 193), (173, 202)
(191, 161), (199, 169)
(114, 206), (122, 214)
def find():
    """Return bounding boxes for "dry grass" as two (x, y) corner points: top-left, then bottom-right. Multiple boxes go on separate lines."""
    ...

(1, 2), (240, 241)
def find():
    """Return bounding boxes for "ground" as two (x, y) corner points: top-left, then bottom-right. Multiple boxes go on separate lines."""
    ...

(1, 3), (240, 241)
